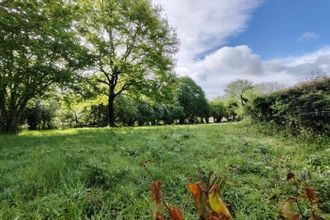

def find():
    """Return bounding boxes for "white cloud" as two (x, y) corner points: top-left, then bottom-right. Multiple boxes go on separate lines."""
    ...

(153, 0), (263, 66)
(203, 45), (263, 76)
(297, 32), (320, 42)
(151, 1), (329, 98)
(195, 46), (330, 98)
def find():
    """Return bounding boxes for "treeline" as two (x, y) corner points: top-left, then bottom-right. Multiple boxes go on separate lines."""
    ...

(23, 77), (213, 128)
(21, 78), (286, 129)
(19, 75), (329, 134)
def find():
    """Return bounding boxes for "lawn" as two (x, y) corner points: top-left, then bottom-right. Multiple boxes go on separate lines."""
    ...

(0, 122), (329, 219)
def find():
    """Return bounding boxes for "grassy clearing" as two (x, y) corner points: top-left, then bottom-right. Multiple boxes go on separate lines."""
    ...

(0, 122), (329, 219)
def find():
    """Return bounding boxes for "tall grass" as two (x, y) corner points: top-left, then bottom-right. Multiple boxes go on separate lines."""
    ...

(0, 123), (329, 219)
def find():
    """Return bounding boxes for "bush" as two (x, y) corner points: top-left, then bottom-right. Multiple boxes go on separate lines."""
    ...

(209, 100), (226, 123)
(248, 77), (330, 135)
(25, 104), (54, 130)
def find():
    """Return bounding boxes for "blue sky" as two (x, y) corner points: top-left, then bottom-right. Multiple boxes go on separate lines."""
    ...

(229, 0), (330, 59)
(154, 0), (330, 98)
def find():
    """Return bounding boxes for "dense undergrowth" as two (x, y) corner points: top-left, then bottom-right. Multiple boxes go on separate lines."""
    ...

(248, 77), (330, 135)
(0, 122), (329, 219)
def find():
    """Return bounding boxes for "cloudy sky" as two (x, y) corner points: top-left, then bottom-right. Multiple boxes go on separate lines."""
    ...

(153, 0), (330, 98)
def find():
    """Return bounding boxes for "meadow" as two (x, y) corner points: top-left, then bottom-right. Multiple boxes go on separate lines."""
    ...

(0, 122), (329, 219)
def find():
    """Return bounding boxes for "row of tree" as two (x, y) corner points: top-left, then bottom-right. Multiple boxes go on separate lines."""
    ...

(22, 77), (287, 129)
(0, 0), (287, 132)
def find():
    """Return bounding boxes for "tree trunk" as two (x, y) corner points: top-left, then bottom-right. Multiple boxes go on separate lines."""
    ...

(0, 93), (6, 132)
(107, 91), (116, 127)
(7, 111), (20, 133)
(0, 108), (5, 132)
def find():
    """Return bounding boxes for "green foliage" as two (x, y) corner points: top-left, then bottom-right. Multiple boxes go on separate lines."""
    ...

(115, 96), (138, 126)
(225, 100), (240, 121)
(176, 77), (209, 123)
(248, 77), (330, 135)
(225, 79), (254, 107)
(78, 0), (178, 126)
(57, 93), (95, 128)
(209, 99), (227, 122)
(0, 0), (90, 133)
(25, 103), (55, 130)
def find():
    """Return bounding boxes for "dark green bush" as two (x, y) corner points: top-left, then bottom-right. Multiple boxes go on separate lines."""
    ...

(248, 77), (330, 135)
(25, 104), (54, 130)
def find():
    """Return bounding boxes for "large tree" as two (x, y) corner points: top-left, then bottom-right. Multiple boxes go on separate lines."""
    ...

(176, 77), (209, 123)
(0, 0), (88, 133)
(79, 0), (177, 127)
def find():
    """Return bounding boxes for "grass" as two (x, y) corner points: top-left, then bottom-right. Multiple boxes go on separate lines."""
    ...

(0, 122), (329, 219)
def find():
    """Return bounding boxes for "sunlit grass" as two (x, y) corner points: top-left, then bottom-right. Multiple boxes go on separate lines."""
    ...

(0, 122), (329, 219)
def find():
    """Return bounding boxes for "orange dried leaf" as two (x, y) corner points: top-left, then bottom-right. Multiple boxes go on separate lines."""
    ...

(151, 181), (163, 220)
(187, 183), (204, 214)
(280, 199), (300, 220)
(304, 185), (318, 204)
(151, 181), (162, 204)
(208, 185), (232, 219)
(168, 206), (184, 220)
(287, 172), (295, 181)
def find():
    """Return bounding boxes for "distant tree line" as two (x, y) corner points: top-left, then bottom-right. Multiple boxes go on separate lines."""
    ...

(21, 77), (288, 129)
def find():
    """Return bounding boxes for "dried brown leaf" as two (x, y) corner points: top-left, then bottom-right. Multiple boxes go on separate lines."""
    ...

(168, 206), (184, 220)
(187, 182), (204, 215)
(287, 172), (295, 181)
(304, 185), (318, 204)
(280, 198), (300, 220)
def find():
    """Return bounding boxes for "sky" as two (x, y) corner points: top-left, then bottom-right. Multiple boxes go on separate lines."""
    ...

(153, 0), (330, 98)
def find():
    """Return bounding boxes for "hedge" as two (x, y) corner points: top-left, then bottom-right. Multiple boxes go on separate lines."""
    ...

(248, 77), (330, 135)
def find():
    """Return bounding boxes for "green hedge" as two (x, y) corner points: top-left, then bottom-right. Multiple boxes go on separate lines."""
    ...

(248, 78), (330, 135)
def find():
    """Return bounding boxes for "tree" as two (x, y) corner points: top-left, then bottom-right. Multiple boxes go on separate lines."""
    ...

(255, 82), (286, 95)
(225, 79), (254, 106)
(225, 100), (239, 121)
(25, 101), (55, 130)
(79, 0), (177, 127)
(0, 0), (88, 133)
(115, 95), (138, 126)
(209, 99), (226, 123)
(176, 77), (209, 124)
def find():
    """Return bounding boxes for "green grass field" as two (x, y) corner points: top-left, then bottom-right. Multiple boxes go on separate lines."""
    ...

(0, 123), (329, 219)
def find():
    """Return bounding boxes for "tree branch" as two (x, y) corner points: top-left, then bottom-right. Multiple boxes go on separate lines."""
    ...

(97, 78), (110, 85)
(115, 82), (131, 97)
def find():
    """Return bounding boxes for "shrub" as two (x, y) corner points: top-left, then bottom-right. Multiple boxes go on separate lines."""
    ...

(248, 77), (330, 135)
(25, 104), (54, 130)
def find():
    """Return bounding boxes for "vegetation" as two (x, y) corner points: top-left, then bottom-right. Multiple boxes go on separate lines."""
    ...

(0, 0), (177, 133)
(176, 77), (209, 124)
(0, 0), (89, 133)
(248, 77), (330, 135)
(225, 79), (254, 107)
(78, 0), (177, 127)
(0, 123), (329, 219)
(2, 1), (326, 134)
(0, 1), (328, 219)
